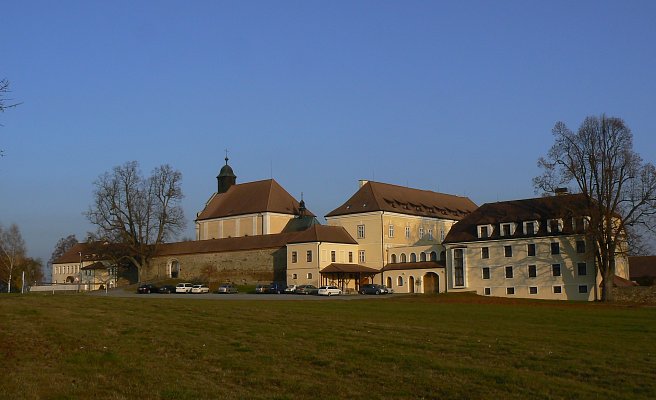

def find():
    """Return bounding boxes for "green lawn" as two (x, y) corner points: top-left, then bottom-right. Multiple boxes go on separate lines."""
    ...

(1, 293), (654, 399)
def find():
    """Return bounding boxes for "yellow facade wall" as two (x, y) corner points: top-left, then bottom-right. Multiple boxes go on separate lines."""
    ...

(286, 242), (359, 287)
(196, 212), (295, 240)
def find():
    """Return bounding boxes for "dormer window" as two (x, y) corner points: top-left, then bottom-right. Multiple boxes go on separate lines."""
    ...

(500, 223), (516, 237)
(523, 220), (539, 235)
(547, 218), (563, 234)
(572, 216), (589, 232)
(478, 225), (492, 238)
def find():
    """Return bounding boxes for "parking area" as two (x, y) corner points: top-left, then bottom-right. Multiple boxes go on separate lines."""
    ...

(93, 290), (396, 300)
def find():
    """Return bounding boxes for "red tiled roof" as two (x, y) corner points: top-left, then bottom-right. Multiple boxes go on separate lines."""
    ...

(52, 243), (113, 264)
(286, 225), (357, 245)
(81, 262), (110, 271)
(321, 263), (379, 273)
(325, 181), (477, 220)
(196, 179), (315, 220)
(382, 261), (445, 271)
(614, 275), (639, 287)
(444, 193), (591, 243)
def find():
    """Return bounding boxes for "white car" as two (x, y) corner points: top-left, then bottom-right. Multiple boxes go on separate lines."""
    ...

(317, 285), (342, 296)
(191, 284), (210, 294)
(175, 282), (194, 293)
(284, 285), (297, 294)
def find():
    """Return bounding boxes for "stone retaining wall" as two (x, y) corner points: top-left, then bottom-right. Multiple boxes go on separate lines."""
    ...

(612, 286), (656, 304)
(144, 247), (287, 284)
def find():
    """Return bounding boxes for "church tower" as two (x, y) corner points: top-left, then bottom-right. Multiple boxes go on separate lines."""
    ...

(217, 156), (236, 194)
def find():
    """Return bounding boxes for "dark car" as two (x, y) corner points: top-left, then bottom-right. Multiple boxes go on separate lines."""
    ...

(295, 284), (318, 295)
(137, 283), (159, 294)
(268, 282), (287, 294)
(158, 285), (176, 294)
(360, 284), (388, 295)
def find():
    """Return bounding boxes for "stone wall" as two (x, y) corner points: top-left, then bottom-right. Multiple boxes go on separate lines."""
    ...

(612, 286), (656, 304)
(144, 247), (287, 284)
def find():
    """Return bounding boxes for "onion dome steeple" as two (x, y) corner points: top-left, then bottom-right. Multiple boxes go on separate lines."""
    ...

(217, 155), (237, 194)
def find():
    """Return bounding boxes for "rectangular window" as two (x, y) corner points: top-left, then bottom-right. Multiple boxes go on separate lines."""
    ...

(419, 227), (424, 238)
(527, 243), (536, 257)
(552, 264), (561, 277)
(388, 224), (394, 238)
(481, 247), (489, 259)
(484, 287), (491, 296)
(479, 226), (489, 238)
(291, 251), (297, 263)
(331, 251), (336, 263)
(577, 262), (587, 276)
(307, 273), (313, 279)
(529, 286), (538, 295)
(528, 265), (537, 278)
(525, 221), (536, 235)
(357, 224), (365, 239)
(348, 252), (353, 263)
(576, 240), (586, 253)
(292, 273), (297, 279)
(428, 228), (433, 240)
(482, 267), (491, 280)
(440, 229), (445, 241)
(506, 287), (515, 295)
(306, 250), (313, 262)
(358, 250), (366, 263)
(578, 285), (588, 293)
(504, 245), (512, 257)
(501, 223), (511, 236)
(551, 242), (560, 255)
(505, 266), (514, 279)
(548, 219), (561, 233)
(405, 226), (411, 239)
(553, 285), (562, 294)
(454, 249), (465, 286)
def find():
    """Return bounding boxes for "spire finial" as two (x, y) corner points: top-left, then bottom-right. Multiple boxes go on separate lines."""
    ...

(224, 149), (229, 165)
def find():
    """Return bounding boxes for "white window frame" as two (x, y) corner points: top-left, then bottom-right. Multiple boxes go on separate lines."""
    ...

(547, 218), (563, 234)
(553, 285), (562, 294)
(506, 287), (515, 295)
(358, 250), (366, 263)
(529, 286), (538, 295)
(523, 220), (539, 235)
(478, 224), (493, 238)
(357, 224), (365, 239)
(405, 226), (410, 239)
(482, 267), (491, 280)
(484, 287), (491, 296)
(388, 224), (394, 238)
(500, 223), (516, 237)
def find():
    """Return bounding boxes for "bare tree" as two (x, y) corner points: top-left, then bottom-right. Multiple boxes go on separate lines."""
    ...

(85, 161), (186, 282)
(48, 234), (79, 280)
(0, 223), (27, 293)
(534, 115), (656, 301)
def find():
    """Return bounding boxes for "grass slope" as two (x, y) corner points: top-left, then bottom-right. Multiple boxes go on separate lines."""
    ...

(0, 293), (654, 399)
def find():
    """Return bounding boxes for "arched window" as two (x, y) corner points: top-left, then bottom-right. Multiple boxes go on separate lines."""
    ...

(391, 254), (397, 263)
(400, 253), (407, 263)
(420, 252), (426, 262)
(410, 253), (417, 262)
(386, 277), (392, 288)
(397, 276), (404, 286)
(430, 251), (437, 261)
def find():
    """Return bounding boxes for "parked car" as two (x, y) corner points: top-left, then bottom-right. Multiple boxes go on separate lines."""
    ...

(255, 284), (268, 294)
(217, 284), (238, 294)
(382, 285), (393, 294)
(360, 284), (388, 295)
(284, 284), (297, 294)
(175, 282), (194, 293)
(137, 283), (158, 294)
(295, 284), (318, 295)
(158, 285), (176, 294)
(318, 285), (342, 296)
(268, 282), (287, 294)
(191, 284), (210, 294)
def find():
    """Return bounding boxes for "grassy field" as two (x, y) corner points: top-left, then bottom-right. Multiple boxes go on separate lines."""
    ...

(0, 293), (654, 399)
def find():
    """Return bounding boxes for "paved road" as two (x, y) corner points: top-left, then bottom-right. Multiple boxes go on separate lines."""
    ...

(92, 290), (395, 301)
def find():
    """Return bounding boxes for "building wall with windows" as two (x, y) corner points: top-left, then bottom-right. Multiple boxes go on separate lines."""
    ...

(286, 242), (359, 287)
(445, 235), (598, 300)
(443, 193), (631, 301)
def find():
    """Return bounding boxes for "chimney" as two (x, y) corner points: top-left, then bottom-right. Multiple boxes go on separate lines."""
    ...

(554, 187), (569, 196)
(359, 179), (369, 188)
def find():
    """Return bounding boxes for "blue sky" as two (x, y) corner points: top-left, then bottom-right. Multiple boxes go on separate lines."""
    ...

(1, 0), (655, 266)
